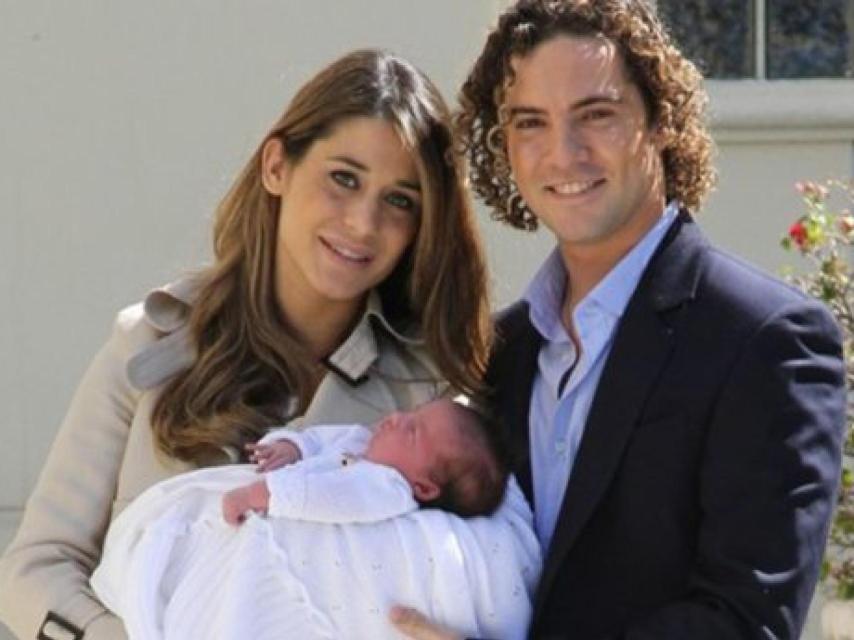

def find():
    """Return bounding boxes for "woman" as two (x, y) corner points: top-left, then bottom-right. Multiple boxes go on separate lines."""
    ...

(0, 49), (492, 640)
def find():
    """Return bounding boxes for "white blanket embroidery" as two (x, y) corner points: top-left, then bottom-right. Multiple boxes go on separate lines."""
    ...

(91, 463), (541, 639)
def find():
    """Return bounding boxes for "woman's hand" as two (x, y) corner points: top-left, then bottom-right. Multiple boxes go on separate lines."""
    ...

(389, 606), (463, 640)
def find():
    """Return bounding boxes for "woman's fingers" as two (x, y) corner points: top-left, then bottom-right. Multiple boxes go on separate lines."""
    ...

(389, 606), (461, 640)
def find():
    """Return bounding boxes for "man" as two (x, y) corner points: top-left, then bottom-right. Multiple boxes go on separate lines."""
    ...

(392, 0), (846, 638)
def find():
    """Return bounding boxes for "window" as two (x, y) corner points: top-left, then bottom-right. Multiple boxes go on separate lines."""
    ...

(656, 0), (854, 79)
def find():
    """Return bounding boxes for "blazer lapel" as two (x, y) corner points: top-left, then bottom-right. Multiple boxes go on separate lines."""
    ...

(488, 302), (542, 504)
(534, 212), (707, 610)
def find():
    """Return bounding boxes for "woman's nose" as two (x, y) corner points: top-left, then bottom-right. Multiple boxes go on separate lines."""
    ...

(344, 196), (381, 238)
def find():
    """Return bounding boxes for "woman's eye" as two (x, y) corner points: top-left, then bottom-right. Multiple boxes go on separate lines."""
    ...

(331, 170), (358, 189)
(385, 191), (416, 211)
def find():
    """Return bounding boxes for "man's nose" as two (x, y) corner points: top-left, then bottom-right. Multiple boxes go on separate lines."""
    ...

(548, 121), (589, 167)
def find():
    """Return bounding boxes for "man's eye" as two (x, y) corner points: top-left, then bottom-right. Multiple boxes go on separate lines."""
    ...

(385, 192), (416, 212)
(582, 109), (614, 122)
(514, 118), (543, 130)
(331, 171), (358, 189)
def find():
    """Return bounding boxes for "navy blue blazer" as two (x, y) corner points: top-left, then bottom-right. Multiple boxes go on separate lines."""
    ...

(486, 212), (846, 639)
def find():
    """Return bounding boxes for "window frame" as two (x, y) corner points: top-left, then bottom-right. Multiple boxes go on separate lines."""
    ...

(652, 0), (854, 140)
(708, 79), (854, 142)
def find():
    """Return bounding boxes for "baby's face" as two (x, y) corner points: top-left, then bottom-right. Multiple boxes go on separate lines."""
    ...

(364, 399), (462, 498)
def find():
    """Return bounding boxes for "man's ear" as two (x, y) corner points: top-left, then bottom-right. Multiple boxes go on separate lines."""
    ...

(412, 478), (440, 503)
(261, 137), (290, 197)
(648, 119), (670, 152)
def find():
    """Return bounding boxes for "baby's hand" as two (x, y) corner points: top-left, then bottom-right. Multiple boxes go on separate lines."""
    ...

(246, 439), (302, 472)
(222, 480), (270, 525)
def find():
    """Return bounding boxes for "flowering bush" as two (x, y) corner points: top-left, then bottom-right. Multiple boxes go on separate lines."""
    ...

(781, 178), (854, 599)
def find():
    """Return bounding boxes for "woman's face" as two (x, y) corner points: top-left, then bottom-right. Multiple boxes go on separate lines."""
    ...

(263, 116), (421, 319)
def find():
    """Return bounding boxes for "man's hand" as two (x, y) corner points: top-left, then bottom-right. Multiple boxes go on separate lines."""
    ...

(246, 439), (301, 472)
(389, 606), (462, 640)
(222, 480), (271, 525)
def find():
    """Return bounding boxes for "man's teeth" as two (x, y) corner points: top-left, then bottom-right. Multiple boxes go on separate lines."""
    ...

(552, 180), (599, 195)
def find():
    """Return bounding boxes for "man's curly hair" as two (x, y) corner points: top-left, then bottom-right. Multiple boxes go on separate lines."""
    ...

(455, 0), (716, 230)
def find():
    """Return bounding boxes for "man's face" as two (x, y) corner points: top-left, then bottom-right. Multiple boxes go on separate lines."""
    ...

(504, 35), (666, 259)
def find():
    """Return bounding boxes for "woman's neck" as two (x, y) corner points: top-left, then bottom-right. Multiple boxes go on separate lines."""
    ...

(275, 286), (365, 359)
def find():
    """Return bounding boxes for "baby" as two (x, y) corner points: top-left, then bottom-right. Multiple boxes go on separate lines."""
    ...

(222, 398), (508, 525)
(92, 399), (541, 640)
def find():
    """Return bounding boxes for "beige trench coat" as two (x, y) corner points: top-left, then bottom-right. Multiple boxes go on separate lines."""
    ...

(0, 277), (444, 640)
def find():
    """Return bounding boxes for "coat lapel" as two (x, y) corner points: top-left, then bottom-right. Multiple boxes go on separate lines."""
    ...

(534, 212), (707, 610)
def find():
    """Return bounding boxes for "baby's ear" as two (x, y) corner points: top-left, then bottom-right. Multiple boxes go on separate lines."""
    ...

(412, 478), (440, 502)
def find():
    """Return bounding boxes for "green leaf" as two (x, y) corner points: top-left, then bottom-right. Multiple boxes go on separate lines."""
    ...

(839, 580), (854, 600)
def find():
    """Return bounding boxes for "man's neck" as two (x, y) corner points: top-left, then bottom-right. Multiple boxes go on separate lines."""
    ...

(558, 199), (667, 329)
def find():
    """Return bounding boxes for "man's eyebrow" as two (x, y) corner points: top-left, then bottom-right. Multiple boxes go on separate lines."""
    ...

(328, 155), (420, 193)
(508, 94), (624, 119)
(507, 106), (546, 119)
(571, 94), (624, 110)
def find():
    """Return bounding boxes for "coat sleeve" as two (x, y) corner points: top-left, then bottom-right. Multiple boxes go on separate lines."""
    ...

(619, 299), (846, 639)
(0, 308), (145, 640)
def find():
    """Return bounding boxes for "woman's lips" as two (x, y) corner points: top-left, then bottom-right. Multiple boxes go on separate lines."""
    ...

(320, 236), (373, 264)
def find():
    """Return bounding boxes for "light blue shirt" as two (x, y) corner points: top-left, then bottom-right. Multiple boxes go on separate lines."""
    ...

(523, 202), (678, 552)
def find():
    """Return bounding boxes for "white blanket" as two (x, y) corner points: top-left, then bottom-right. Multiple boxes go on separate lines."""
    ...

(91, 465), (541, 640)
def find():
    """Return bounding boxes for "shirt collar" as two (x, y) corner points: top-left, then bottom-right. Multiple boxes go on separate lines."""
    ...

(524, 200), (679, 340)
(324, 291), (423, 385)
(523, 249), (568, 342)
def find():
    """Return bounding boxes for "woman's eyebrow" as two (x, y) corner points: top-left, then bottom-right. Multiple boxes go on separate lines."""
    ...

(328, 155), (367, 171)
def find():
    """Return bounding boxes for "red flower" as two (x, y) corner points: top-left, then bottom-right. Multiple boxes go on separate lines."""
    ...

(788, 221), (808, 248)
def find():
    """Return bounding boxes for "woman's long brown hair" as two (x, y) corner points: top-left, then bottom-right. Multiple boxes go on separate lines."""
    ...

(151, 50), (492, 465)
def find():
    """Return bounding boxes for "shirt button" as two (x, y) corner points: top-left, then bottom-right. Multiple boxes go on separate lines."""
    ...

(555, 440), (566, 454)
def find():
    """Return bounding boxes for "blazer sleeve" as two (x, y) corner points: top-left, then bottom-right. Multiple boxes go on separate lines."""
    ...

(619, 299), (846, 639)
(0, 308), (143, 640)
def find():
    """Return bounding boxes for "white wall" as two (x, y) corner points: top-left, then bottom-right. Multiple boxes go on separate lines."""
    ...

(701, 81), (854, 274)
(0, 0), (500, 518)
(1, 4), (852, 640)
